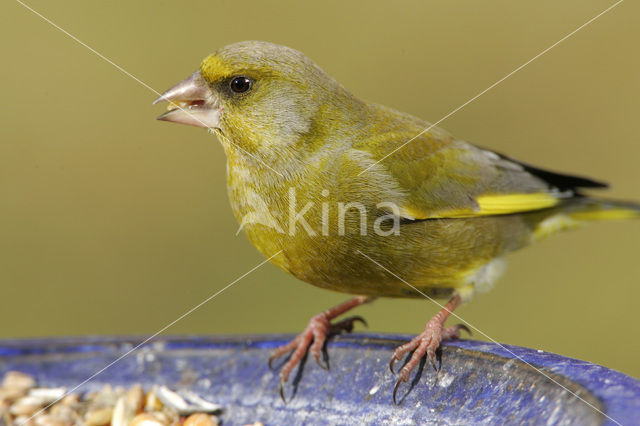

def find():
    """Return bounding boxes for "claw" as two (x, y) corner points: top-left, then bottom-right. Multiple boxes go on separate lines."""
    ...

(268, 338), (298, 370)
(331, 315), (368, 334)
(268, 355), (276, 370)
(279, 380), (287, 404)
(314, 352), (329, 370)
(350, 315), (369, 329)
(389, 353), (402, 374)
(393, 377), (406, 405)
(457, 323), (471, 336)
(429, 352), (438, 372)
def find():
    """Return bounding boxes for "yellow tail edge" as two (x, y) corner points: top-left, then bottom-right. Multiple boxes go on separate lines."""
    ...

(533, 198), (640, 241)
(568, 199), (640, 221)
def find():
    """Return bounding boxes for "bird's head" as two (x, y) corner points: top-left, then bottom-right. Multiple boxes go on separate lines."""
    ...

(154, 41), (362, 157)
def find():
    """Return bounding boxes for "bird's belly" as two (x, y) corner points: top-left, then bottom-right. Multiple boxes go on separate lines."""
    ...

(239, 214), (522, 299)
(226, 170), (531, 300)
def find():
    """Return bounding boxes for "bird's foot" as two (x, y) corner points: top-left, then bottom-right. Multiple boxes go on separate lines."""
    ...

(389, 294), (468, 404)
(390, 322), (469, 403)
(268, 296), (371, 401)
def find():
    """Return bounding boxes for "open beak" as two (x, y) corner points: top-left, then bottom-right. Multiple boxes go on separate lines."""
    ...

(153, 71), (222, 128)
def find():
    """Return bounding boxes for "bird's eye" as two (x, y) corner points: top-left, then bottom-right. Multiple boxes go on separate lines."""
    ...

(230, 76), (253, 94)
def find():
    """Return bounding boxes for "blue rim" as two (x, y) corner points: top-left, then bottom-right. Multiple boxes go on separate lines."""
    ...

(0, 334), (637, 425)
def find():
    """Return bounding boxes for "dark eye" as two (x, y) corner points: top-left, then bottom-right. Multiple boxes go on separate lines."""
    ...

(230, 76), (253, 94)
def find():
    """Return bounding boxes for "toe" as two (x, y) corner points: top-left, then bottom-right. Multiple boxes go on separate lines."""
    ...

(331, 315), (368, 334)
(441, 323), (471, 340)
(310, 337), (329, 370)
(426, 347), (439, 371)
(389, 338), (421, 373)
(269, 338), (299, 369)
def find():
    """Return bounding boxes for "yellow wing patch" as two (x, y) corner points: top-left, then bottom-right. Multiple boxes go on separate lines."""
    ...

(402, 192), (562, 219)
(475, 193), (560, 216)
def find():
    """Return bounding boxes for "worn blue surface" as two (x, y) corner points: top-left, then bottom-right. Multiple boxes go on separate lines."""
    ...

(0, 334), (637, 425)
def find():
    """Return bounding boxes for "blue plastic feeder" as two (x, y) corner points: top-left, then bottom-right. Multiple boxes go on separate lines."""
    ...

(0, 334), (638, 425)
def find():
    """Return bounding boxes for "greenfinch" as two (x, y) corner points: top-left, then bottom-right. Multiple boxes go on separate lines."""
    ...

(154, 41), (640, 402)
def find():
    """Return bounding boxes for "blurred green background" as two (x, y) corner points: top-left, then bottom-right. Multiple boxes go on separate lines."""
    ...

(2, 1), (639, 378)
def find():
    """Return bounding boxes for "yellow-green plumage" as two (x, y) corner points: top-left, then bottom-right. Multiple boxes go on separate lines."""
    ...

(154, 40), (640, 394)
(158, 41), (640, 302)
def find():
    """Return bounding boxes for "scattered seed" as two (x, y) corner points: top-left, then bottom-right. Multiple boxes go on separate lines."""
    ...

(110, 396), (128, 426)
(125, 384), (144, 414)
(0, 386), (28, 401)
(28, 388), (66, 405)
(184, 413), (219, 426)
(14, 414), (36, 425)
(154, 386), (189, 414)
(0, 372), (235, 426)
(33, 413), (71, 426)
(9, 395), (45, 416)
(49, 403), (80, 424)
(2, 371), (36, 392)
(59, 394), (79, 407)
(85, 406), (113, 426)
(155, 386), (222, 416)
(144, 387), (163, 412)
(130, 412), (168, 426)
(180, 391), (222, 414)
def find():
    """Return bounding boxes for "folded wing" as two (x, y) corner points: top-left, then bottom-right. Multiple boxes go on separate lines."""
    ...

(357, 126), (606, 220)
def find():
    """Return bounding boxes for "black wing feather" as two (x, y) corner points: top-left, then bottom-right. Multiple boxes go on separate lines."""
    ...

(495, 151), (608, 192)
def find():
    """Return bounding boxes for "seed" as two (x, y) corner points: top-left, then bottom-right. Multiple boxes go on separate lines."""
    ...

(49, 403), (80, 424)
(111, 396), (127, 426)
(155, 386), (222, 415)
(154, 386), (188, 413)
(60, 394), (80, 407)
(184, 413), (219, 426)
(85, 406), (113, 426)
(158, 407), (180, 425)
(2, 371), (36, 392)
(180, 390), (222, 414)
(0, 400), (12, 424)
(126, 384), (144, 414)
(14, 414), (36, 425)
(34, 413), (72, 426)
(28, 388), (66, 405)
(86, 384), (118, 411)
(144, 387), (163, 412)
(9, 396), (45, 416)
(110, 384), (145, 426)
(0, 386), (27, 401)
(130, 412), (169, 426)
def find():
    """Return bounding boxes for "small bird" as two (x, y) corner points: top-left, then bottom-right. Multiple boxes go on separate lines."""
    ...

(154, 41), (639, 402)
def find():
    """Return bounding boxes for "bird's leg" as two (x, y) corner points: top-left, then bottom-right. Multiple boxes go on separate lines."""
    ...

(269, 295), (373, 396)
(389, 293), (470, 404)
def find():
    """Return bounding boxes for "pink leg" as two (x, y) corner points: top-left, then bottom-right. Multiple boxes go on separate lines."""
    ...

(389, 294), (470, 404)
(269, 296), (373, 400)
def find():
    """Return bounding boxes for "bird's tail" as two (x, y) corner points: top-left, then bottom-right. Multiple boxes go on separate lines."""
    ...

(564, 197), (640, 221)
(532, 197), (640, 241)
